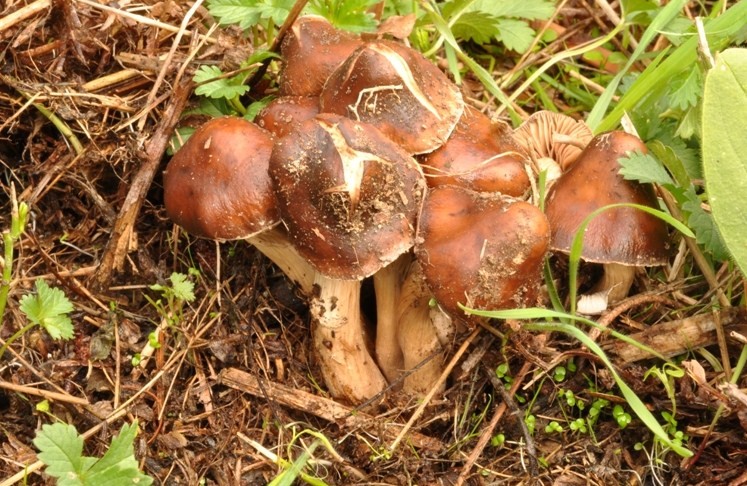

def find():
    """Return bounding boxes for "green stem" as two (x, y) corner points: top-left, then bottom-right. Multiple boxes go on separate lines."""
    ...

(0, 231), (13, 325)
(0, 322), (37, 360)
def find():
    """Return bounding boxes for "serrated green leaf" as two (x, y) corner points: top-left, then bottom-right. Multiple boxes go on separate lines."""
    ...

(654, 132), (701, 180)
(309, 0), (378, 32)
(702, 48), (747, 273)
(193, 65), (250, 100)
(168, 273), (196, 302)
(495, 18), (536, 53)
(207, 0), (263, 30)
(450, 11), (500, 45)
(647, 140), (690, 187)
(19, 280), (74, 340)
(33, 423), (86, 482)
(618, 150), (675, 185)
(87, 422), (153, 485)
(669, 68), (702, 111)
(679, 187), (729, 261)
(467, 0), (554, 20)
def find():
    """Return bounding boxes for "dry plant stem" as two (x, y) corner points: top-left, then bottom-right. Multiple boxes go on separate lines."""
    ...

(0, 380), (88, 405)
(601, 307), (743, 364)
(219, 367), (444, 451)
(388, 327), (481, 453)
(456, 361), (535, 486)
(311, 274), (387, 402)
(373, 254), (410, 382)
(0, 0), (51, 33)
(250, 228), (316, 295)
(94, 77), (192, 289)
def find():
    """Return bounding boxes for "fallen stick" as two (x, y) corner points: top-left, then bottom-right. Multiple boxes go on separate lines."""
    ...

(602, 307), (746, 364)
(218, 368), (444, 452)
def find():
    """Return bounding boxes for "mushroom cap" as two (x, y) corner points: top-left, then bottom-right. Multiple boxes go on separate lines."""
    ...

(269, 113), (426, 280)
(419, 106), (530, 196)
(278, 16), (363, 97)
(544, 131), (669, 265)
(415, 185), (550, 324)
(163, 116), (278, 240)
(255, 96), (320, 139)
(513, 111), (593, 171)
(319, 40), (464, 155)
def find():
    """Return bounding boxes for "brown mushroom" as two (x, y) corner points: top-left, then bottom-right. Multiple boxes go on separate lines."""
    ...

(163, 116), (315, 293)
(420, 105), (531, 196)
(278, 16), (363, 97)
(544, 130), (669, 308)
(255, 96), (320, 139)
(319, 40), (464, 155)
(415, 185), (550, 325)
(513, 111), (593, 183)
(269, 113), (427, 402)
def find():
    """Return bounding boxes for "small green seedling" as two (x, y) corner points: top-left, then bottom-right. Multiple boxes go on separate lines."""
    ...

(33, 421), (153, 485)
(545, 421), (563, 434)
(0, 279), (75, 360)
(147, 271), (197, 326)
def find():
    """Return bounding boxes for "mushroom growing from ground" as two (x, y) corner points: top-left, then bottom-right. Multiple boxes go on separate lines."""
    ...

(544, 130), (670, 309)
(269, 113), (426, 402)
(163, 116), (315, 293)
(513, 110), (593, 184)
(420, 106), (531, 197)
(415, 185), (550, 326)
(319, 39), (464, 155)
(278, 16), (363, 97)
(255, 96), (320, 139)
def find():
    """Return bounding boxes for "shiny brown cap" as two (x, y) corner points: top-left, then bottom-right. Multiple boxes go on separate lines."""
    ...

(514, 111), (593, 171)
(256, 96), (320, 139)
(415, 186), (550, 324)
(278, 16), (363, 97)
(319, 40), (464, 155)
(420, 106), (530, 196)
(544, 131), (669, 265)
(269, 113), (426, 279)
(163, 117), (278, 240)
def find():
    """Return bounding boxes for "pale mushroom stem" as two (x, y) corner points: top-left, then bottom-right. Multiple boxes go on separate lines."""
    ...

(249, 227), (316, 295)
(592, 262), (636, 304)
(396, 262), (452, 396)
(373, 253), (411, 383)
(310, 274), (387, 403)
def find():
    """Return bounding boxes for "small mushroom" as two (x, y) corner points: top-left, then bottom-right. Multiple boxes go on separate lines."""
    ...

(269, 113), (426, 402)
(544, 131), (669, 308)
(278, 16), (363, 97)
(513, 111), (593, 183)
(319, 40), (464, 155)
(420, 106), (530, 196)
(163, 116), (315, 292)
(415, 185), (550, 325)
(255, 96), (320, 139)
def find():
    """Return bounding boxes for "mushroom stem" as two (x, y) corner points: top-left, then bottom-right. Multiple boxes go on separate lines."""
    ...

(310, 274), (387, 403)
(249, 227), (316, 295)
(396, 262), (452, 395)
(373, 253), (411, 383)
(592, 262), (636, 304)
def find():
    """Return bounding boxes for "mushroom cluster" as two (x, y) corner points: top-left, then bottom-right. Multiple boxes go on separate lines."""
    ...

(163, 16), (625, 404)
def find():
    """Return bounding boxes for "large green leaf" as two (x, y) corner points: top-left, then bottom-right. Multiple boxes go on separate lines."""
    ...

(702, 48), (747, 276)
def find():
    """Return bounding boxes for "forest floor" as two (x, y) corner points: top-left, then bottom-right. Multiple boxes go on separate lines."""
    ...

(1, 0), (747, 485)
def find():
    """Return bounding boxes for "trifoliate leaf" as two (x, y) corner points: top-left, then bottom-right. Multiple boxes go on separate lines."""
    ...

(168, 272), (196, 303)
(19, 280), (74, 340)
(33, 423), (87, 483)
(495, 18), (537, 53)
(618, 150), (674, 185)
(193, 65), (250, 100)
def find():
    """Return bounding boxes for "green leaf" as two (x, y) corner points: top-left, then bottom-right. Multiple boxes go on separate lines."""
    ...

(309, 0), (378, 33)
(678, 187), (729, 261)
(702, 48), (747, 273)
(33, 423), (87, 483)
(450, 11), (500, 45)
(495, 18), (536, 53)
(668, 68), (702, 111)
(618, 150), (675, 185)
(87, 422), (153, 485)
(168, 272), (196, 303)
(193, 65), (250, 100)
(467, 0), (554, 20)
(206, 0), (295, 30)
(19, 280), (74, 340)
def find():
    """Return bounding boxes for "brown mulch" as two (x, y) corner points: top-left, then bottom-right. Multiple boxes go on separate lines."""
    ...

(2, 1), (747, 485)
